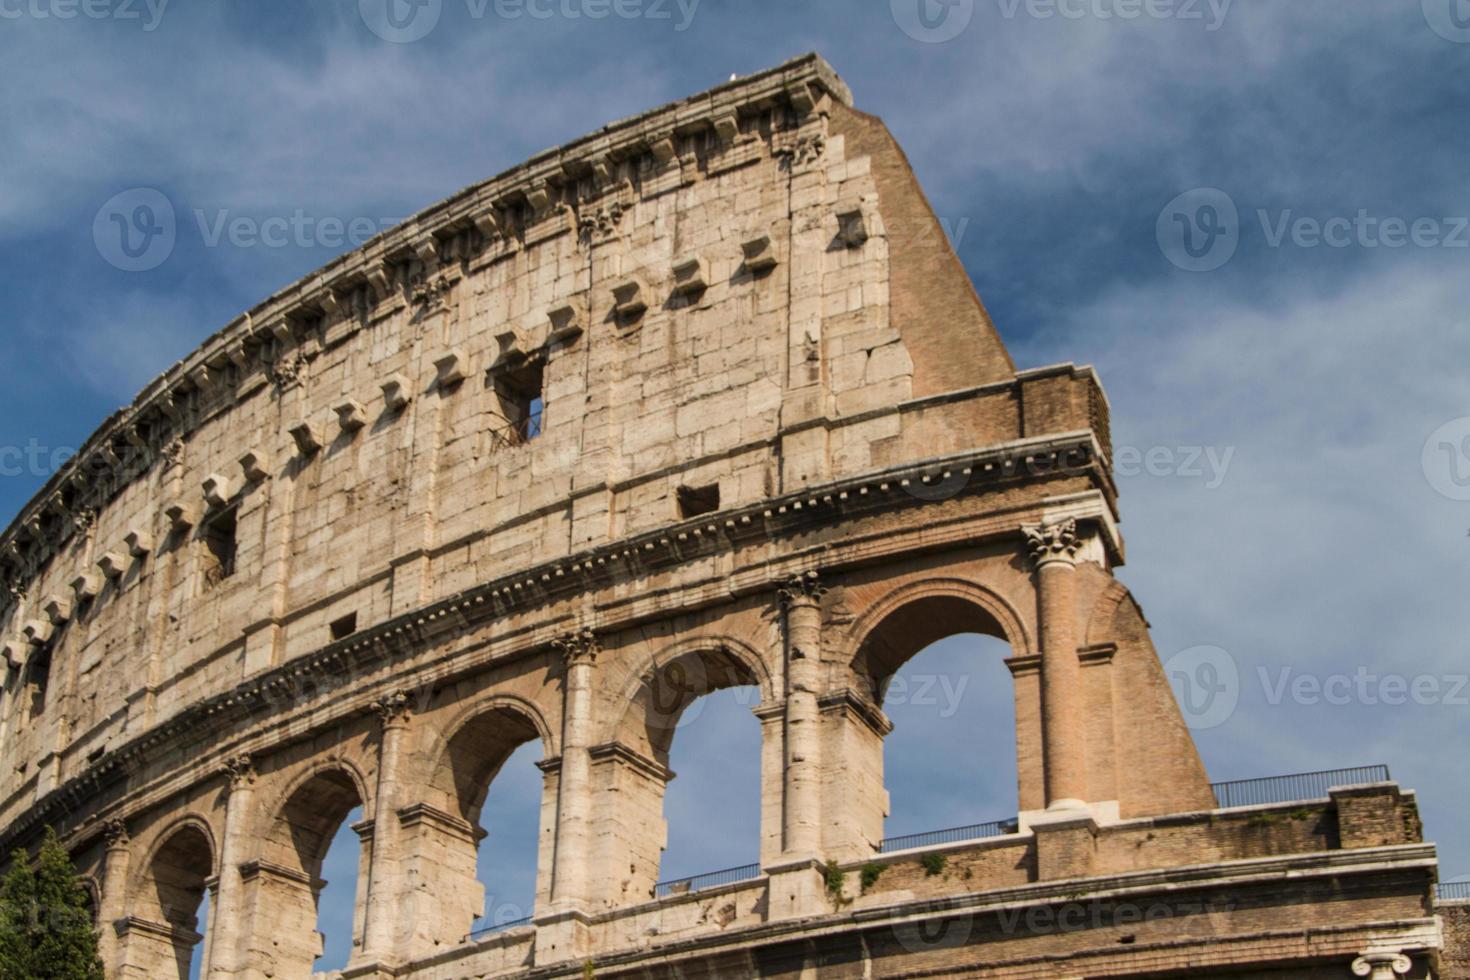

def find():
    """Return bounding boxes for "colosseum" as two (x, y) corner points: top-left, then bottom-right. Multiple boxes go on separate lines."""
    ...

(0, 53), (1463, 979)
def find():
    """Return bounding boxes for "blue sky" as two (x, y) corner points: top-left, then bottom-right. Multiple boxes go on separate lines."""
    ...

(3, 0), (1469, 972)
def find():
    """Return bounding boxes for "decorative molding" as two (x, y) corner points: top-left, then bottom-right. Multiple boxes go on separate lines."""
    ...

(102, 817), (130, 850)
(552, 627), (600, 669)
(0, 432), (1105, 858)
(1352, 952), (1412, 978)
(778, 570), (825, 608)
(1023, 518), (1080, 568)
(577, 201), (627, 242)
(371, 690), (413, 727)
(221, 753), (256, 789)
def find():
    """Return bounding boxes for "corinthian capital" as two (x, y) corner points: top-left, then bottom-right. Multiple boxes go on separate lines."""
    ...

(221, 754), (256, 790)
(372, 690), (414, 728)
(778, 570), (826, 608)
(1351, 952), (1412, 979)
(1024, 519), (1081, 568)
(553, 627), (600, 668)
(102, 818), (130, 850)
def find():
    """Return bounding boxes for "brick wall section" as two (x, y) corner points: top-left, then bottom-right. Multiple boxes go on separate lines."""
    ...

(826, 103), (1014, 397)
(1442, 903), (1470, 978)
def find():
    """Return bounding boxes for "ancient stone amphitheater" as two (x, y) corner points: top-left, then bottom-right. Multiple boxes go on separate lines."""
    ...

(0, 54), (1462, 979)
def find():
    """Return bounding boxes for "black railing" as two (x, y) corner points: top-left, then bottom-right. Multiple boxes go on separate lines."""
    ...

(488, 411), (543, 450)
(467, 914), (534, 941)
(654, 862), (761, 898)
(1439, 881), (1470, 902)
(879, 819), (1016, 854)
(1209, 765), (1390, 808)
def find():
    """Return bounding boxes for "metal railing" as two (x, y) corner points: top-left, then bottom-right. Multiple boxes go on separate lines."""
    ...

(467, 914), (534, 941)
(1439, 881), (1470, 902)
(654, 862), (761, 898)
(879, 819), (1016, 854)
(488, 411), (543, 450)
(1210, 766), (1390, 808)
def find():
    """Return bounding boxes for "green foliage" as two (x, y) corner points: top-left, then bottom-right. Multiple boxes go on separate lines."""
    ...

(919, 852), (947, 877)
(822, 859), (846, 901)
(0, 827), (104, 980)
(582, 959), (596, 979)
(859, 862), (885, 894)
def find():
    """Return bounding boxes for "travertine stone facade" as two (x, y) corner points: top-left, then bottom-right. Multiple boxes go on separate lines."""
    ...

(0, 54), (1455, 978)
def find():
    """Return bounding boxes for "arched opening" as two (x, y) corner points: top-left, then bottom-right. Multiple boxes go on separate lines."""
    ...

(254, 769), (364, 977)
(138, 823), (212, 980)
(625, 646), (764, 898)
(423, 704), (546, 949)
(313, 805), (363, 972)
(854, 591), (1020, 852)
(659, 686), (762, 888)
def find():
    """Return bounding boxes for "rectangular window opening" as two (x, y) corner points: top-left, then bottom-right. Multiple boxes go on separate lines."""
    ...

(202, 506), (238, 589)
(677, 484), (721, 520)
(330, 613), (359, 641)
(496, 360), (545, 446)
(27, 644), (52, 719)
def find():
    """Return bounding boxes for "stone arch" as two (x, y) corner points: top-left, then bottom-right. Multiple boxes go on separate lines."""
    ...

(610, 633), (773, 768)
(847, 577), (1032, 700)
(591, 633), (772, 906)
(122, 815), (216, 980)
(832, 576), (1030, 859)
(242, 762), (368, 977)
(1083, 577), (1139, 648)
(400, 694), (557, 951)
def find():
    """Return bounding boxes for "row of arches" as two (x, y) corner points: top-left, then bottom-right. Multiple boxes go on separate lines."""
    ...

(112, 576), (1061, 977)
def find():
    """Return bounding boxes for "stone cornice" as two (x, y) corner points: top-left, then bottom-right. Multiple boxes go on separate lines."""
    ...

(0, 53), (849, 606)
(5, 432), (1105, 856)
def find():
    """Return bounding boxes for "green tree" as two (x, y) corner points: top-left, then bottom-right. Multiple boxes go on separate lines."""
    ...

(0, 827), (104, 980)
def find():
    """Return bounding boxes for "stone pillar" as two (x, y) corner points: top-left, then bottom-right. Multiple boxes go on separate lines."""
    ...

(97, 818), (132, 973)
(549, 628), (599, 910)
(537, 628), (599, 966)
(1024, 520), (1088, 810)
(779, 571), (824, 858)
(1351, 951), (1412, 978)
(357, 691), (412, 966)
(208, 754), (255, 979)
